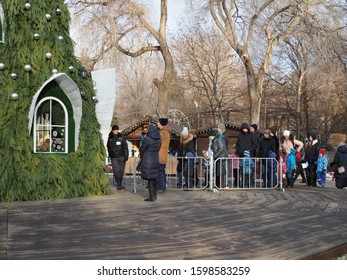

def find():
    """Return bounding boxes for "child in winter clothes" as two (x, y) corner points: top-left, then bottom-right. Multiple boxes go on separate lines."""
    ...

(267, 150), (278, 188)
(286, 148), (296, 187)
(280, 149), (287, 187)
(317, 149), (328, 187)
(229, 144), (240, 187)
(239, 150), (255, 188)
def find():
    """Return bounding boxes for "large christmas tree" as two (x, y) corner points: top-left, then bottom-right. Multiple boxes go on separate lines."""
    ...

(0, 0), (110, 201)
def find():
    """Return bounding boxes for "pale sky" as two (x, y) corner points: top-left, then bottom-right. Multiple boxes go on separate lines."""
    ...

(149, 0), (188, 33)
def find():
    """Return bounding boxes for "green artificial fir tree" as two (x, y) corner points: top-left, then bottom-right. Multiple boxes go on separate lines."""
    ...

(0, 0), (110, 201)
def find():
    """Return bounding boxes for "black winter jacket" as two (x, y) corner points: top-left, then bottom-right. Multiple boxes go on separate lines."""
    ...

(177, 134), (195, 157)
(331, 144), (347, 188)
(257, 137), (277, 158)
(331, 144), (347, 174)
(140, 125), (161, 180)
(236, 123), (258, 157)
(306, 140), (319, 164)
(107, 132), (129, 159)
(212, 133), (228, 159)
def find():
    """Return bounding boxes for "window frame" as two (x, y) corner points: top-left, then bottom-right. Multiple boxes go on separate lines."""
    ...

(33, 96), (69, 154)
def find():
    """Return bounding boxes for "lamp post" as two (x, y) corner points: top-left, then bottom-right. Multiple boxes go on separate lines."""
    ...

(194, 100), (200, 129)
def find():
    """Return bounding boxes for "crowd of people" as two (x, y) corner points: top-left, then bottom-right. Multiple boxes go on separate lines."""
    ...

(233, 124), (346, 189)
(106, 120), (347, 200)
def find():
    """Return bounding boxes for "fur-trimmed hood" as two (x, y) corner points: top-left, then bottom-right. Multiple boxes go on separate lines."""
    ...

(180, 133), (194, 145)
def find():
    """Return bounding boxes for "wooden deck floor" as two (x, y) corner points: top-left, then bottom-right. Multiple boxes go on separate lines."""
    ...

(1, 184), (347, 260)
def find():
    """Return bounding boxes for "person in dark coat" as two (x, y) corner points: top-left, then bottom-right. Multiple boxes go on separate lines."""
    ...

(107, 124), (129, 190)
(212, 124), (229, 188)
(250, 123), (260, 151)
(218, 123), (229, 152)
(140, 123), (162, 201)
(330, 142), (347, 189)
(305, 132), (320, 187)
(177, 127), (195, 188)
(269, 125), (280, 160)
(257, 129), (277, 187)
(236, 123), (258, 157)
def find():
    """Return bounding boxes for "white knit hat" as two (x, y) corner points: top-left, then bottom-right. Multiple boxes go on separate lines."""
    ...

(181, 127), (189, 136)
(283, 130), (290, 137)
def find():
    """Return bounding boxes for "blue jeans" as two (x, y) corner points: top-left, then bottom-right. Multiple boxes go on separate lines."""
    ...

(157, 164), (167, 190)
(317, 172), (326, 185)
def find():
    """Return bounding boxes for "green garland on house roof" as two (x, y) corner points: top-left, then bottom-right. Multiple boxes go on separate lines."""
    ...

(121, 115), (181, 137)
(0, 0), (110, 202)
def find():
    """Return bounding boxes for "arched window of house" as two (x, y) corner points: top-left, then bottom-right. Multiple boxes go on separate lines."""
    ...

(34, 97), (68, 153)
(0, 4), (4, 43)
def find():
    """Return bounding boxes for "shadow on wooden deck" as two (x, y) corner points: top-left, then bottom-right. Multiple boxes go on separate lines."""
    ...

(1, 185), (347, 260)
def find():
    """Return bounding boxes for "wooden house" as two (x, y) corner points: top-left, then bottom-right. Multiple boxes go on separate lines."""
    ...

(193, 122), (241, 156)
(120, 115), (183, 174)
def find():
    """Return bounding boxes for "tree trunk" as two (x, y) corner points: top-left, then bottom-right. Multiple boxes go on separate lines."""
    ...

(153, 78), (170, 117)
(247, 69), (263, 125)
(250, 91), (262, 125)
(296, 71), (305, 140)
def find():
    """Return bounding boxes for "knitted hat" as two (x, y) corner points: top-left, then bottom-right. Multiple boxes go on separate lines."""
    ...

(217, 123), (226, 132)
(241, 123), (249, 130)
(250, 124), (258, 131)
(112, 124), (119, 130)
(283, 130), (290, 137)
(243, 150), (250, 157)
(308, 132), (317, 140)
(181, 127), (189, 137)
(263, 129), (271, 135)
(319, 149), (325, 156)
(158, 118), (168, 126)
(208, 129), (217, 137)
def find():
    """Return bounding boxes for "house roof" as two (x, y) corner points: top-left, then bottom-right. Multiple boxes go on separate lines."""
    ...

(193, 122), (241, 135)
(121, 115), (183, 137)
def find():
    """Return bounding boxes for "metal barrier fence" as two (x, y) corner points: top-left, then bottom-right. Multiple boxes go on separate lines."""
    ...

(109, 155), (284, 193)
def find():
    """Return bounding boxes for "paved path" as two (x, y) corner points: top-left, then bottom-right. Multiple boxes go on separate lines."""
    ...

(0, 180), (346, 260)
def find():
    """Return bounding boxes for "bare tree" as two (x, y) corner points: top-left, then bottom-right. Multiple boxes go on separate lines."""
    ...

(208, 0), (313, 124)
(69, 0), (175, 117)
(115, 55), (159, 125)
(175, 22), (246, 126)
(267, 0), (347, 141)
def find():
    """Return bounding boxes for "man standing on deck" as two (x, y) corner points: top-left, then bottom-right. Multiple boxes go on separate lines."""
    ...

(107, 125), (129, 190)
(157, 118), (171, 193)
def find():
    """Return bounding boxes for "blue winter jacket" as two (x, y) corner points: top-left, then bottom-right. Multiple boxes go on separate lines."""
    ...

(239, 156), (255, 175)
(267, 150), (277, 174)
(317, 155), (328, 172)
(286, 148), (296, 173)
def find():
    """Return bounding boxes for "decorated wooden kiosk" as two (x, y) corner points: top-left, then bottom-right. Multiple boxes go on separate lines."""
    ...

(119, 117), (242, 175)
(193, 122), (241, 156)
(121, 115), (183, 175)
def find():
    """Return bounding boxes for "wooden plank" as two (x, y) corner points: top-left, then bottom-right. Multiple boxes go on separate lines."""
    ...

(0, 208), (7, 260)
(1, 187), (347, 259)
